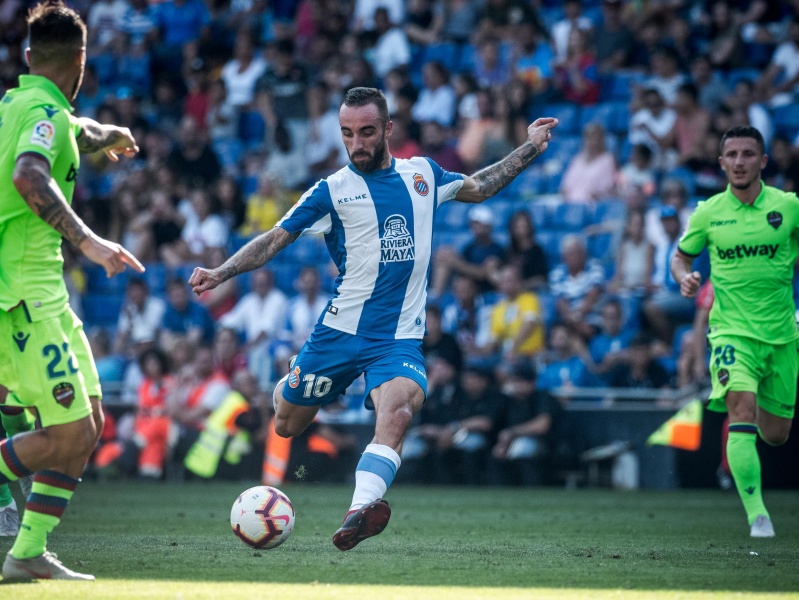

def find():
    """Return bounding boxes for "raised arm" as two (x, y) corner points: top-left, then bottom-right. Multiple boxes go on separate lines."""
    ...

(12, 155), (143, 277)
(456, 117), (558, 203)
(76, 117), (139, 162)
(189, 226), (300, 294)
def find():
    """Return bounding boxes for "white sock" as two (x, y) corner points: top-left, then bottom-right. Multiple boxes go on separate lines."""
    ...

(349, 443), (401, 512)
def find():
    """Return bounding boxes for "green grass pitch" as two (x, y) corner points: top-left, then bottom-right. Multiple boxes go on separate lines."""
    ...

(1, 482), (797, 598)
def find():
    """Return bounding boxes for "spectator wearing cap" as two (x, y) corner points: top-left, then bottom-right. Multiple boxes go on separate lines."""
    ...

(645, 178), (690, 249)
(560, 123), (617, 203)
(478, 264), (545, 363)
(491, 361), (559, 486)
(549, 235), (605, 340)
(644, 205), (695, 343)
(431, 204), (505, 298)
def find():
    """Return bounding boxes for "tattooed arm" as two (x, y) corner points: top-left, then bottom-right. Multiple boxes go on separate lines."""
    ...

(456, 117), (559, 203)
(12, 155), (144, 276)
(189, 226), (301, 294)
(76, 117), (139, 162)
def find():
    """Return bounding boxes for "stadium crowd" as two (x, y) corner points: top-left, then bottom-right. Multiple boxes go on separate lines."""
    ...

(1, 0), (798, 485)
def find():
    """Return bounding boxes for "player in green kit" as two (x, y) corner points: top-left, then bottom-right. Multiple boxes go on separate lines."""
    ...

(671, 125), (799, 538)
(0, 1), (144, 581)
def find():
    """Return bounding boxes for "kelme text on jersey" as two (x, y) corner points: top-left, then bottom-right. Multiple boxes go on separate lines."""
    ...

(716, 243), (779, 260)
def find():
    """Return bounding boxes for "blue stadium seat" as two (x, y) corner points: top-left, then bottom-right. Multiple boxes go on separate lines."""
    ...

(587, 232), (615, 262)
(540, 104), (581, 135)
(457, 43), (477, 73)
(273, 264), (302, 295)
(238, 111), (266, 147)
(602, 72), (647, 102)
(433, 231), (472, 252)
(86, 265), (128, 294)
(772, 104), (799, 137)
(280, 235), (327, 264)
(435, 200), (473, 231)
(144, 263), (168, 294)
(535, 230), (562, 266)
(82, 293), (124, 328)
(527, 201), (551, 230)
(664, 167), (697, 197)
(552, 203), (593, 231)
(618, 295), (642, 331)
(593, 199), (626, 225)
(512, 168), (546, 198)
(483, 198), (518, 229)
(726, 68), (760, 89)
(537, 291), (557, 326)
(549, 134), (583, 165)
(421, 43), (460, 74)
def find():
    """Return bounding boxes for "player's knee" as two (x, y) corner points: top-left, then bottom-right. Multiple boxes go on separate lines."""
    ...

(760, 430), (789, 446)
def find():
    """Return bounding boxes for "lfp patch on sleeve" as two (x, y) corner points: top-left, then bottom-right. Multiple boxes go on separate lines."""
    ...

(30, 120), (56, 149)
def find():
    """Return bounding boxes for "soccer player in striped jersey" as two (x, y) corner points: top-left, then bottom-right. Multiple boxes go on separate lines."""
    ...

(190, 87), (557, 550)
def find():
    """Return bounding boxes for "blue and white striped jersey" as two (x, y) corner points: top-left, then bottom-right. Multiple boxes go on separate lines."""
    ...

(277, 157), (464, 339)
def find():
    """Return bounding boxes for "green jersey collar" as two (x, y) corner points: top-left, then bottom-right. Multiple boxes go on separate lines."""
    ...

(18, 74), (74, 112)
(724, 180), (766, 210)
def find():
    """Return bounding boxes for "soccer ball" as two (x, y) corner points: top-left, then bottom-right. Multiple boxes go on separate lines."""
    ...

(230, 486), (295, 549)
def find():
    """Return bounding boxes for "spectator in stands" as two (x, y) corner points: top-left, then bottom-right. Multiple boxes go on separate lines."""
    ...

(595, 0), (634, 73)
(89, 328), (126, 388)
(645, 178), (690, 249)
(412, 61), (456, 126)
(206, 79), (238, 144)
(560, 123), (617, 203)
(220, 31), (268, 109)
(431, 204), (505, 298)
(629, 88), (677, 172)
(456, 88), (507, 170)
(353, 0), (404, 32)
(420, 120), (465, 173)
(161, 276), (216, 349)
(152, 0), (211, 73)
(306, 82), (349, 179)
(756, 17), (799, 108)
(473, 37), (511, 88)
(110, 187), (149, 259)
(608, 332), (671, 392)
(685, 131), (728, 197)
(263, 120), (311, 190)
(512, 21), (553, 102)
(726, 79), (773, 149)
(478, 264), (545, 363)
(667, 17), (697, 72)
(551, 0), (593, 63)
(423, 304), (464, 375)
(134, 189), (183, 267)
(115, 278), (166, 357)
(220, 268), (288, 388)
(437, 0), (478, 45)
(441, 274), (490, 356)
(370, 7), (411, 79)
(167, 115), (222, 191)
(213, 327), (248, 380)
(704, 1), (745, 70)
(183, 64), (210, 130)
(537, 323), (597, 395)
(476, 0), (541, 43)
(403, 0), (439, 46)
(491, 361), (558, 485)
(506, 79), (535, 147)
(667, 83), (711, 165)
(617, 143), (656, 201)
(452, 72), (479, 123)
(88, 0), (128, 51)
(553, 28), (600, 106)
(608, 208), (654, 297)
(198, 247), (239, 320)
(644, 206), (695, 343)
(689, 55), (728, 113)
(588, 298), (636, 380)
(763, 135), (799, 193)
(389, 118), (423, 159)
(174, 188), (230, 263)
(133, 348), (174, 479)
(282, 266), (329, 354)
(549, 235), (604, 340)
(496, 209), (548, 291)
(120, 0), (157, 48)
(645, 46), (687, 106)
(214, 175), (246, 233)
(241, 173), (287, 236)
(168, 345), (231, 467)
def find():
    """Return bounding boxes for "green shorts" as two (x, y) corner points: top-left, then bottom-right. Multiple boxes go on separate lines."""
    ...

(708, 334), (798, 419)
(0, 304), (99, 427)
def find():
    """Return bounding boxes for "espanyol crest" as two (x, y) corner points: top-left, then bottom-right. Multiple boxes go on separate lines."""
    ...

(412, 173), (429, 196)
(288, 366), (301, 389)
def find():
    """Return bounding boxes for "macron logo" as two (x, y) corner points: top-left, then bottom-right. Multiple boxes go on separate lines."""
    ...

(337, 194), (367, 205)
(716, 244), (778, 260)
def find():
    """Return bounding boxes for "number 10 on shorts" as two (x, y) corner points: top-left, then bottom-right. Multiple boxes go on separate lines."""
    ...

(302, 374), (333, 398)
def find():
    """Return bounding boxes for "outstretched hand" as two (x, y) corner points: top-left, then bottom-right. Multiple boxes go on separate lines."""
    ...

(526, 117), (559, 154)
(104, 127), (139, 162)
(79, 234), (145, 278)
(189, 267), (224, 295)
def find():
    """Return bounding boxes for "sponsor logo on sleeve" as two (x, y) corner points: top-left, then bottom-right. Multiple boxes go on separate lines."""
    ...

(30, 120), (55, 150)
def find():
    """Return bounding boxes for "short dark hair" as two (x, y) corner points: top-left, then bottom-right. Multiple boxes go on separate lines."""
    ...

(677, 82), (699, 103)
(27, 1), (86, 66)
(340, 87), (390, 127)
(720, 125), (765, 155)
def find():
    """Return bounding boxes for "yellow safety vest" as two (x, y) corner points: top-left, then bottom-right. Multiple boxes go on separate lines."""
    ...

(184, 391), (250, 478)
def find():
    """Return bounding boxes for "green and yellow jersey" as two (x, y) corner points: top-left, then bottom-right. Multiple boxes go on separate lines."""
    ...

(679, 182), (799, 345)
(0, 74), (83, 322)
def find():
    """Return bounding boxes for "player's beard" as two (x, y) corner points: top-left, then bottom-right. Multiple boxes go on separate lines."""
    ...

(730, 171), (761, 191)
(350, 140), (387, 173)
